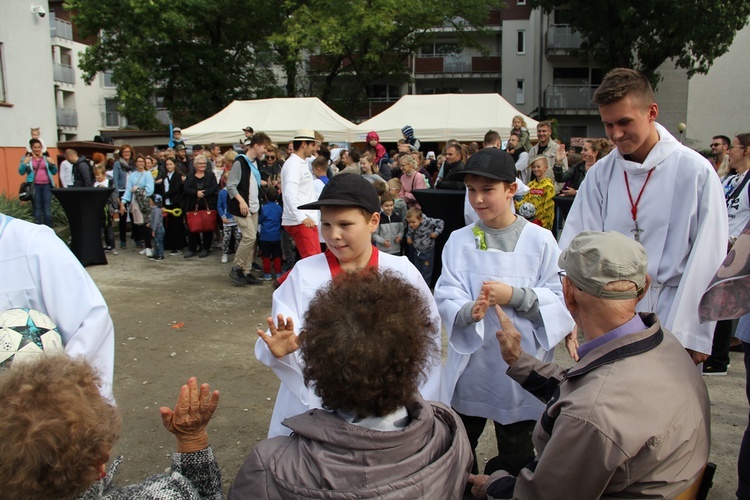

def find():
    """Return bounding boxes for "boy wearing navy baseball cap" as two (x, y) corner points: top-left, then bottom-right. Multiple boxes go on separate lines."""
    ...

(254, 173), (447, 439)
(434, 147), (575, 484)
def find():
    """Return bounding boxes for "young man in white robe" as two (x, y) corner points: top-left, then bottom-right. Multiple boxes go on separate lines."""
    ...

(559, 68), (728, 363)
(434, 147), (574, 480)
(255, 174), (446, 438)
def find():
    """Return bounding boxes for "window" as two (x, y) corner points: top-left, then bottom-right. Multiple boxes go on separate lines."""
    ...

(517, 0), (526, 4)
(516, 80), (525, 104)
(420, 42), (461, 57)
(104, 99), (120, 127)
(101, 71), (116, 88)
(0, 44), (6, 103)
(517, 30), (526, 54)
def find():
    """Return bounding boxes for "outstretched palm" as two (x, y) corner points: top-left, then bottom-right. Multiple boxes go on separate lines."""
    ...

(258, 314), (299, 358)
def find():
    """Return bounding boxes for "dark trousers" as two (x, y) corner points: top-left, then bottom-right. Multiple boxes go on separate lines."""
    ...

(133, 223), (151, 249)
(456, 411), (536, 477)
(707, 319), (735, 370)
(118, 191), (128, 244)
(413, 246), (435, 285)
(189, 230), (213, 252)
(739, 342), (750, 499)
(164, 210), (185, 252)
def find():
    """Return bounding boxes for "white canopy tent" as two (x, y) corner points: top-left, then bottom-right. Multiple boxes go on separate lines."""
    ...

(352, 93), (539, 143)
(181, 97), (356, 145)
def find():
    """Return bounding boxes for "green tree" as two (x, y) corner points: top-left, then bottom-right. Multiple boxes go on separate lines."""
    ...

(67, 0), (282, 129)
(273, 0), (503, 117)
(532, 0), (750, 87)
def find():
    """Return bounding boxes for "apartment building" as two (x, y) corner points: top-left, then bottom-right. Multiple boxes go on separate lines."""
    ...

(307, 3), (749, 148)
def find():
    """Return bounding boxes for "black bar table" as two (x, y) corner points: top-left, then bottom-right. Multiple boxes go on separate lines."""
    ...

(412, 189), (467, 287)
(52, 187), (114, 267)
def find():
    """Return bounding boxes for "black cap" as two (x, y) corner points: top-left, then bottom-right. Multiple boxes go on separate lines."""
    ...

(454, 148), (516, 183)
(298, 174), (380, 213)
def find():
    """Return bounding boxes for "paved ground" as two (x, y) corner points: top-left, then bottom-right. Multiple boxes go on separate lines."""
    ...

(89, 245), (746, 498)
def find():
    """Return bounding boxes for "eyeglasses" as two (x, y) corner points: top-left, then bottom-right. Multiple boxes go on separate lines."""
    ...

(266, 156), (276, 160)
(710, 143), (724, 148)
(558, 271), (582, 290)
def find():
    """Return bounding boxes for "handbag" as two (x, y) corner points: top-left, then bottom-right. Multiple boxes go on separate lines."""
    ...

(18, 181), (34, 202)
(186, 199), (217, 233)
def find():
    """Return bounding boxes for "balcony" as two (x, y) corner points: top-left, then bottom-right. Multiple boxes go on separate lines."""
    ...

(49, 14), (73, 41)
(57, 108), (78, 128)
(546, 25), (583, 56)
(544, 85), (599, 115)
(415, 54), (501, 77)
(53, 63), (75, 85)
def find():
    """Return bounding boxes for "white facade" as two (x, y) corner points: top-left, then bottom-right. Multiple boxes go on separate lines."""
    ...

(0, 0), (57, 148)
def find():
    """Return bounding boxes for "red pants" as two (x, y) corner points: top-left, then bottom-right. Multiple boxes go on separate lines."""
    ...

(283, 224), (321, 259)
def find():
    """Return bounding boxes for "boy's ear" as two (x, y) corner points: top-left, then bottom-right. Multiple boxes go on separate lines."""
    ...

(369, 211), (380, 232)
(507, 182), (518, 197)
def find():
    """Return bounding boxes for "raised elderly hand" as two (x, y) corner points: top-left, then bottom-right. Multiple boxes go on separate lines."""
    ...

(468, 474), (490, 499)
(160, 377), (220, 454)
(495, 305), (522, 367)
(257, 314), (299, 359)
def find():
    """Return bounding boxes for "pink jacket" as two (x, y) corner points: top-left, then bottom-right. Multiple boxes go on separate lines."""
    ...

(400, 171), (427, 208)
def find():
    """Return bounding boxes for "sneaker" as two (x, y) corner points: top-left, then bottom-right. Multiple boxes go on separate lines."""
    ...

(145, 248), (153, 257)
(153, 256), (165, 260)
(245, 273), (263, 286)
(229, 266), (246, 285)
(199, 249), (209, 258)
(252, 262), (263, 272)
(148, 254), (155, 260)
(170, 251), (181, 256)
(221, 254), (229, 263)
(104, 245), (113, 251)
(111, 249), (118, 255)
(139, 248), (148, 255)
(184, 251), (197, 259)
(262, 273), (273, 281)
(702, 362), (728, 376)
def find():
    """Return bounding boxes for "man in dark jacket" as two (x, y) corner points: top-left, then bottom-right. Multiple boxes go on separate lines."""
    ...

(66, 149), (94, 187)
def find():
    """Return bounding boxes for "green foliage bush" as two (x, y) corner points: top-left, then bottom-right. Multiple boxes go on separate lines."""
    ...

(0, 195), (68, 227)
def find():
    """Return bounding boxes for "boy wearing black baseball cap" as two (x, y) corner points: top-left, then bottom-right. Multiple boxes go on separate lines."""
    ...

(255, 173), (446, 438)
(434, 147), (574, 482)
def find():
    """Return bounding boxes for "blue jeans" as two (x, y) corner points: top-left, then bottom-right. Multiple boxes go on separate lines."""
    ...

(32, 182), (53, 227)
(413, 246), (435, 286)
(153, 226), (165, 258)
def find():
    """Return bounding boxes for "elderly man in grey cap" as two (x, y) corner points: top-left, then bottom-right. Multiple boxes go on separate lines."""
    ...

(469, 230), (710, 499)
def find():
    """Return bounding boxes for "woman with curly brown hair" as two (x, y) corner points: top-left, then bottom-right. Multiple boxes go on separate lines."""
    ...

(231, 270), (472, 499)
(0, 355), (222, 500)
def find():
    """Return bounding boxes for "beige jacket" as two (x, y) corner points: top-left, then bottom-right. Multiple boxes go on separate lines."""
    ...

(229, 396), (472, 499)
(486, 313), (710, 499)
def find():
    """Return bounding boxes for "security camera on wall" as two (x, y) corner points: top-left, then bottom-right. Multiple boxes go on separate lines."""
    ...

(31, 5), (47, 17)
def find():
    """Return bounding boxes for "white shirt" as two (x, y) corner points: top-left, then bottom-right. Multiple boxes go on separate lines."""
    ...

(255, 251), (446, 438)
(434, 223), (573, 424)
(0, 215), (115, 400)
(60, 160), (74, 187)
(281, 153), (319, 226)
(560, 123), (728, 354)
(724, 171), (750, 240)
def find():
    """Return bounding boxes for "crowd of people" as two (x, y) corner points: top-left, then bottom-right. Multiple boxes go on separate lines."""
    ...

(4, 66), (750, 499)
